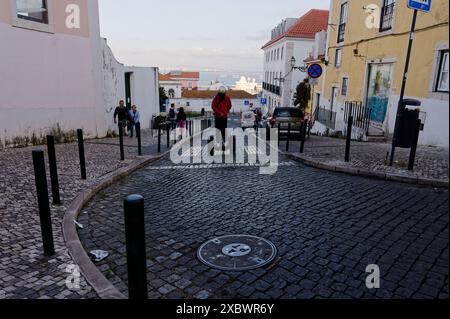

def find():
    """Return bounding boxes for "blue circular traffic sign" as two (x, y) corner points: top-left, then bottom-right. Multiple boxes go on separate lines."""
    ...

(308, 64), (323, 79)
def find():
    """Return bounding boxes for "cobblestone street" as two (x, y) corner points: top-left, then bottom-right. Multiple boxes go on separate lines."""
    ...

(0, 130), (165, 299)
(78, 152), (449, 299)
(282, 135), (449, 183)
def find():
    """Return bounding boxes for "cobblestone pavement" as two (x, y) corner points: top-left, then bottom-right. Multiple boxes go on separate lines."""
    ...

(78, 153), (449, 299)
(282, 136), (448, 181)
(0, 129), (164, 299)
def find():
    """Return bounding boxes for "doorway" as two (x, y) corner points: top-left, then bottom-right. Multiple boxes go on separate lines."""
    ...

(125, 72), (133, 109)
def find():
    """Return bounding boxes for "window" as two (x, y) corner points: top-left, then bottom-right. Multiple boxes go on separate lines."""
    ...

(380, 0), (395, 32)
(341, 77), (349, 96)
(337, 2), (348, 43)
(281, 47), (284, 60)
(436, 51), (449, 92)
(277, 48), (280, 60)
(16, 0), (48, 24)
(186, 102), (190, 107)
(168, 89), (175, 99)
(335, 49), (342, 68)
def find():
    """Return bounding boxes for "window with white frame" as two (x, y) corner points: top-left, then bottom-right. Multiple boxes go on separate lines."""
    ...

(436, 50), (449, 92)
(281, 47), (284, 60)
(341, 77), (349, 96)
(16, 0), (48, 24)
(335, 49), (342, 68)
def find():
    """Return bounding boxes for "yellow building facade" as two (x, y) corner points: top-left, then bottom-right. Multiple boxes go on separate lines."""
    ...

(319, 0), (449, 146)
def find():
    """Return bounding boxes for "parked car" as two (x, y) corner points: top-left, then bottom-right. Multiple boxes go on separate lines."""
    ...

(241, 111), (257, 130)
(266, 107), (304, 140)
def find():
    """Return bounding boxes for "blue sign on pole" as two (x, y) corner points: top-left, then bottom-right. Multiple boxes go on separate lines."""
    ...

(260, 98), (267, 105)
(407, 0), (432, 12)
(308, 64), (323, 79)
(244, 100), (250, 106)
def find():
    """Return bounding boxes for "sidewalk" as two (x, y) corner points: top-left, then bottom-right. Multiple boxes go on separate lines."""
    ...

(0, 129), (165, 299)
(282, 136), (449, 187)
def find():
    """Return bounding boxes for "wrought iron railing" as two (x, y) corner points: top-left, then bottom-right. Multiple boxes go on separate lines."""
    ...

(344, 101), (372, 134)
(380, 2), (395, 32)
(315, 107), (337, 130)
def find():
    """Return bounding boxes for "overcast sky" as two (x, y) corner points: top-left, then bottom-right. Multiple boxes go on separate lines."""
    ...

(98, 0), (330, 73)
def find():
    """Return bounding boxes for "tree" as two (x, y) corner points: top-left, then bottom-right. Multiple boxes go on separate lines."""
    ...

(159, 87), (168, 112)
(293, 78), (311, 113)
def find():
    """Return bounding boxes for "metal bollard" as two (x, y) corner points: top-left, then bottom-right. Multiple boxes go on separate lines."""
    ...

(124, 195), (148, 300)
(32, 150), (55, 257)
(408, 119), (422, 171)
(118, 124), (125, 161)
(300, 121), (307, 154)
(278, 123), (281, 147)
(46, 135), (61, 205)
(209, 136), (214, 157)
(157, 126), (161, 153)
(137, 124), (142, 156)
(77, 129), (87, 179)
(345, 116), (353, 162)
(166, 123), (170, 148)
(286, 123), (291, 152)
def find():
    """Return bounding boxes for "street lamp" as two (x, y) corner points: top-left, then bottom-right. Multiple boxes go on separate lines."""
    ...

(290, 56), (308, 73)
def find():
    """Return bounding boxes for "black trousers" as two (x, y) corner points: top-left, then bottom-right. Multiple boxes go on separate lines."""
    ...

(129, 122), (140, 138)
(215, 117), (228, 143)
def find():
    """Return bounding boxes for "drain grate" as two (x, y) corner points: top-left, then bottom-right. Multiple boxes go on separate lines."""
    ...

(197, 235), (277, 271)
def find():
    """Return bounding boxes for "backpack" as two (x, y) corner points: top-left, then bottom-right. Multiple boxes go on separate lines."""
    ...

(169, 108), (176, 119)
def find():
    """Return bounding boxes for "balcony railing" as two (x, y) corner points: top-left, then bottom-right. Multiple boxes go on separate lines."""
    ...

(337, 22), (346, 43)
(263, 82), (281, 96)
(380, 2), (395, 32)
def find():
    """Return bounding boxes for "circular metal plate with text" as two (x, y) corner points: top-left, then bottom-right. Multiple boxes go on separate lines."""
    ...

(197, 235), (277, 271)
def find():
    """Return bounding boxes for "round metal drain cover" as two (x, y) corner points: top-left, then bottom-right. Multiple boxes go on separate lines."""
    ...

(197, 235), (277, 271)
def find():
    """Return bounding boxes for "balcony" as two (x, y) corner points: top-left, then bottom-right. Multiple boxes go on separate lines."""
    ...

(380, 2), (395, 32)
(262, 82), (281, 96)
(337, 23), (346, 43)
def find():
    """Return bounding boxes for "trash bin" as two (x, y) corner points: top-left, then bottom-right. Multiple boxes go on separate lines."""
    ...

(396, 99), (421, 148)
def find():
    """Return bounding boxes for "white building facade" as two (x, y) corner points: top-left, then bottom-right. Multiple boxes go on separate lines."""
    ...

(0, 0), (159, 148)
(261, 10), (329, 115)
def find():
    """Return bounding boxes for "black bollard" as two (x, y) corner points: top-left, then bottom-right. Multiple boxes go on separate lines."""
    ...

(345, 116), (353, 162)
(209, 136), (214, 157)
(277, 123), (281, 147)
(157, 126), (161, 153)
(32, 150), (55, 257)
(166, 122), (170, 148)
(137, 124), (142, 156)
(408, 119), (422, 171)
(46, 135), (61, 205)
(307, 120), (312, 140)
(286, 123), (291, 152)
(124, 195), (148, 300)
(300, 121), (307, 154)
(118, 124), (125, 161)
(77, 129), (87, 179)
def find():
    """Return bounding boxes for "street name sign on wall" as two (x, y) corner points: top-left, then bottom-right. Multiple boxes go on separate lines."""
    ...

(260, 98), (267, 105)
(407, 0), (432, 12)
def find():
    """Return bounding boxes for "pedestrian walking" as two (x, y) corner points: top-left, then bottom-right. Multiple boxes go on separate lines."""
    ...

(211, 86), (232, 149)
(128, 105), (141, 138)
(177, 107), (187, 137)
(114, 100), (129, 136)
(169, 104), (177, 130)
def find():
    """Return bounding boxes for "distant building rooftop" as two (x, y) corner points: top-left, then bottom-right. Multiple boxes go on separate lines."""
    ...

(182, 90), (256, 99)
(159, 71), (200, 81)
(262, 9), (329, 49)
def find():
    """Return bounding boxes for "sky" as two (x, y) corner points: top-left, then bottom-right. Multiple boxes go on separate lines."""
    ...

(98, 0), (330, 75)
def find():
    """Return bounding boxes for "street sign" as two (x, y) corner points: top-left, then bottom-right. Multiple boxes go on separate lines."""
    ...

(407, 0), (432, 12)
(260, 98), (267, 105)
(309, 78), (319, 86)
(308, 64), (323, 79)
(244, 100), (250, 106)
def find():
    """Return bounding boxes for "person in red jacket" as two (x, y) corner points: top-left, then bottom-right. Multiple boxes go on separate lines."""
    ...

(211, 86), (232, 147)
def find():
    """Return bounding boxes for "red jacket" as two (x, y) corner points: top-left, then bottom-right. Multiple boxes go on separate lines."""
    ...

(212, 95), (232, 118)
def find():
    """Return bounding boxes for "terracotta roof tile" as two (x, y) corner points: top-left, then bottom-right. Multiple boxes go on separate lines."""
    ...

(262, 9), (329, 49)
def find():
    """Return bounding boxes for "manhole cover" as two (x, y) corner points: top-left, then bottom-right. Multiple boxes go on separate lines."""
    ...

(197, 235), (277, 271)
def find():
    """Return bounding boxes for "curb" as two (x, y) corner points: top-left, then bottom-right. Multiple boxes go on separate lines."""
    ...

(284, 152), (449, 188)
(63, 152), (169, 299)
